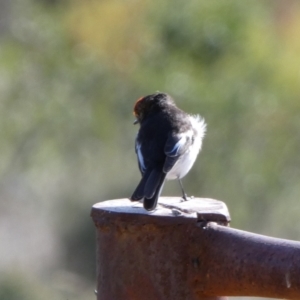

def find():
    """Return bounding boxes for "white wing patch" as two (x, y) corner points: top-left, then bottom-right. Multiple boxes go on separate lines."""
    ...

(165, 134), (188, 157)
(136, 141), (146, 173)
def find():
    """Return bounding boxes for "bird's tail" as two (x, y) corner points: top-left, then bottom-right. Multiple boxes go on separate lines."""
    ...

(143, 170), (166, 211)
(130, 169), (151, 201)
(130, 169), (166, 211)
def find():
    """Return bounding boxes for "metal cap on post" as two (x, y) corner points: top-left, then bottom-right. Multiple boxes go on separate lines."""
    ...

(91, 197), (230, 300)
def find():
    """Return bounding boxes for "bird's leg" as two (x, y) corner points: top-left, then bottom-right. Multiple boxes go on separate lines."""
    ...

(178, 177), (188, 201)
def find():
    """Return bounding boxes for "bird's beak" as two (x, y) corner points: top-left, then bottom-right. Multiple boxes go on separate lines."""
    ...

(133, 119), (139, 125)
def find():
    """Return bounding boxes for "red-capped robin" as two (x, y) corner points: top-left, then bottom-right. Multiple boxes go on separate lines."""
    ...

(130, 92), (206, 211)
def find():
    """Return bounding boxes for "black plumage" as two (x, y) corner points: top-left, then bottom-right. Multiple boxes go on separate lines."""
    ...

(130, 92), (206, 211)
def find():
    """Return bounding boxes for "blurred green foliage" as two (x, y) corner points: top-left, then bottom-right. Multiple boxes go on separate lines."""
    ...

(1, 0), (300, 299)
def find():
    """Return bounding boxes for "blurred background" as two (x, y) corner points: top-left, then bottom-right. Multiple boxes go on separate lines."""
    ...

(0, 0), (300, 299)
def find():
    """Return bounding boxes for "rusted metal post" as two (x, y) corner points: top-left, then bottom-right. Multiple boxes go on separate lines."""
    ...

(91, 197), (300, 299)
(91, 197), (229, 300)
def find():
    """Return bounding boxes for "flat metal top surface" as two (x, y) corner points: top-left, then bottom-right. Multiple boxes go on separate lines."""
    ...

(92, 197), (230, 223)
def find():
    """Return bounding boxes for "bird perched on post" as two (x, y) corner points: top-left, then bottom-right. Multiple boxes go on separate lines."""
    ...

(130, 92), (206, 211)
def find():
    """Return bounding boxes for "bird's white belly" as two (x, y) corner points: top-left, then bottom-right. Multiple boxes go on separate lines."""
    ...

(166, 135), (202, 180)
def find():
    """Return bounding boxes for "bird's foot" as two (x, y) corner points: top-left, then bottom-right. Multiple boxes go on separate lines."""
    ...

(182, 193), (188, 201)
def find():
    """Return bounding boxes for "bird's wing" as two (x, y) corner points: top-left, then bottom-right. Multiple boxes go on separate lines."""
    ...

(163, 131), (193, 173)
(135, 139), (146, 175)
(132, 140), (167, 206)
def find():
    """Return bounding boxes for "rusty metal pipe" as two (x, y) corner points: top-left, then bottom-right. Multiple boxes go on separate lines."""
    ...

(91, 198), (300, 299)
(195, 222), (300, 299)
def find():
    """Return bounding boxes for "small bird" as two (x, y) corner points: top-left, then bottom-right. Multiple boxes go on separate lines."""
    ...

(130, 92), (206, 211)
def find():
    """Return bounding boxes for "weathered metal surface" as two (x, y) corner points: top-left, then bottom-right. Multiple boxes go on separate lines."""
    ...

(91, 197), (229, 300)
(91, 197), (300, 299)
(92, 197), (230, 226)
(194, 222), (300, 299)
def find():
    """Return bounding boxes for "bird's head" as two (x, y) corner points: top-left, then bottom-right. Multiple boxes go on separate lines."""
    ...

(133, 92), (174, 124)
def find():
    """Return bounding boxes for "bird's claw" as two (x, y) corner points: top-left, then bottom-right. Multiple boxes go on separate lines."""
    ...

(182, 194), (188, 201)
